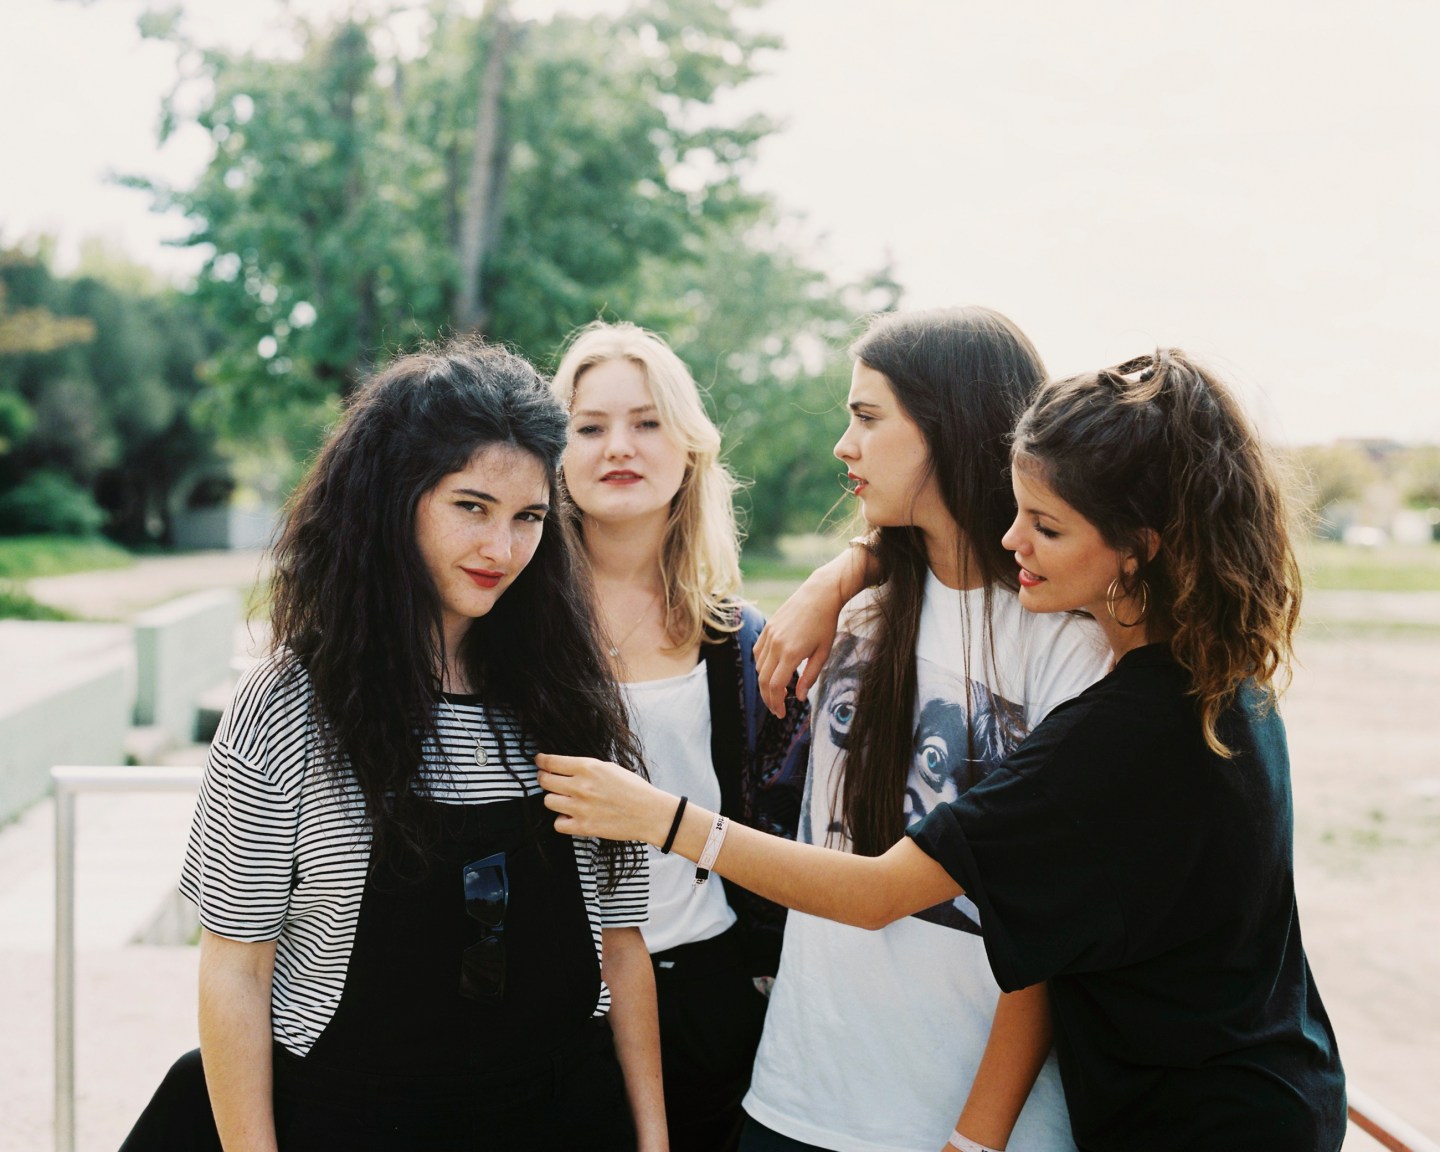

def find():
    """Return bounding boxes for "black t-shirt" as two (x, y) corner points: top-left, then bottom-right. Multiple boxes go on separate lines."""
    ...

(907, 644), (1345, 1152)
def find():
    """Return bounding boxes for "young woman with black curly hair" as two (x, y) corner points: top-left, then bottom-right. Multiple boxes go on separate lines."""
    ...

(122, 337), (665, 1151)
(539, 349), (1346, 1152)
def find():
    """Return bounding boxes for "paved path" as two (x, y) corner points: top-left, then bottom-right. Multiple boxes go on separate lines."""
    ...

(5, 552), (268, 1151)
(25, 549), (272, 622)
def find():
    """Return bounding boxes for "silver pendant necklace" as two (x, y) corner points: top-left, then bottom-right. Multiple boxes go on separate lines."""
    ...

(606, 591), (660, 659)
(440, 696), (488, 767)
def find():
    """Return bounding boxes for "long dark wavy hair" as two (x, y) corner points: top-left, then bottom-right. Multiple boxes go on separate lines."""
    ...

(268, 335), (644, 885)
(1011, 350), (1302, 756)
(840, 307), (1047, 856)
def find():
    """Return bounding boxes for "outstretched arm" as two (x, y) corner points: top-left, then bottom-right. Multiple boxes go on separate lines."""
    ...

(537, 753), (960, 928)
(754, 541), (880, 717)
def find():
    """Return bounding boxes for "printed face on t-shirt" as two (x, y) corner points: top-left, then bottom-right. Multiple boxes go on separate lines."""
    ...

(805, 630), (1024, 935)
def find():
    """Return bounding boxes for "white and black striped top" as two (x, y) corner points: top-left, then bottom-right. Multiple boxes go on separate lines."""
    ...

(179, 653), (648, 1058)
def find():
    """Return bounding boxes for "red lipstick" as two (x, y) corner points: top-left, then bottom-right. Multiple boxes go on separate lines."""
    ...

(464, 568), (504, 589)
(1016, 566), (1045, 588)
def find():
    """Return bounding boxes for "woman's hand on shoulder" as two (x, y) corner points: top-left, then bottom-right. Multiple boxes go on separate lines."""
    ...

(537, 754), (675, 846)
(754, 543), (875, 717)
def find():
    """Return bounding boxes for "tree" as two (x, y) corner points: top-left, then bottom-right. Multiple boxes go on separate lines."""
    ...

(0, 245), (227, 542)
(1396, 445), (1440, 510)
(130, 0), (873, 548)
(1291, 442), (1379, 534)
(136, 0), (782, 425)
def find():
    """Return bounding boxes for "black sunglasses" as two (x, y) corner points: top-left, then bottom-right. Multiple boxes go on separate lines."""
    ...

(461, 851), (508, 1000)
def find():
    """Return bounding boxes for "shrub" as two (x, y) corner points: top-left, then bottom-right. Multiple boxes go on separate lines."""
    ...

(0, 582), (72, 620)
(0, 470), (107, 536)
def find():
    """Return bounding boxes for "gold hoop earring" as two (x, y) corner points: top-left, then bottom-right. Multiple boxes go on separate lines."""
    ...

(1106, 576), (1149, 628)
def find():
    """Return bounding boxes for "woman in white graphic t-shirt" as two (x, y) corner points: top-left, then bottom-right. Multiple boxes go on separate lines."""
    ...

(557, 307), (1108, 1152)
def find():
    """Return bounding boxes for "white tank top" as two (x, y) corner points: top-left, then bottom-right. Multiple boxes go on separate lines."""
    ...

(622, 660), (737, 953)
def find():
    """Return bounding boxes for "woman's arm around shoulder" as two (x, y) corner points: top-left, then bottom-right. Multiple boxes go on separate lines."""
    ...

(753, 540), (879, 717)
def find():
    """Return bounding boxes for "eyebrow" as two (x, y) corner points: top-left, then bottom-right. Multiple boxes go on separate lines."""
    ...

(847, 400), (882, 413)
(1016, 500), (1059, 522)
(571, 404), (659, 419)
(452, 488), (551, 513)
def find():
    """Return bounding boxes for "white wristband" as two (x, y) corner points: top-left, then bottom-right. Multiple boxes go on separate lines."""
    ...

(693, 815), (729, 885)
(947, 1131), (1001, 1152)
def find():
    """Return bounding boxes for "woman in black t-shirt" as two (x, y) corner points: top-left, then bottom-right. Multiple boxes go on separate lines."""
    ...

(538, 350), (1346, 1152)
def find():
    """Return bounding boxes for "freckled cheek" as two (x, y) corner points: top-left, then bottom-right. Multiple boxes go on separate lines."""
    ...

(515, 528), (545, 571)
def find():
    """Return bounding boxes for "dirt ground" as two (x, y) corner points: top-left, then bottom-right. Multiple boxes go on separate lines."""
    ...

(1283, 628), (1440, 1142)
(2, 555), (1437, 1149)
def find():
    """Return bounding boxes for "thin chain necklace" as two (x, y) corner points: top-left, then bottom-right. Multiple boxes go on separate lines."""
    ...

(605, 590), (660, 659)
(440, 694), (489, 767)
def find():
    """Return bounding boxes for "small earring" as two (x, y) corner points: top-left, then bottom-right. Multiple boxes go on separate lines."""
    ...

(1106, 576), (1149, 628)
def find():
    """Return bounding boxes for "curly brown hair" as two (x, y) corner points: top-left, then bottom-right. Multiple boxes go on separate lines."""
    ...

(1011, 350), (1302, 756)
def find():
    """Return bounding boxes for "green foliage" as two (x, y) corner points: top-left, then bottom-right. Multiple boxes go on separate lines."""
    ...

(0, 583), (73, 621)
(1396, 445), (1440, 508)
(139, 2), (786, 384)
(0, 534), (133, 579)
(132, 0), (872, 547)
(0, 389), (34, 454)
(0, 470), (107, 536)
(1298, 541), (1440, 592)
(0, 245), (229, 544)
(1291, 442), (1379, 531)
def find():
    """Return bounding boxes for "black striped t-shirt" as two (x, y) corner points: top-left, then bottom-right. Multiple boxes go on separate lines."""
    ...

(179, 653), (648, 1057)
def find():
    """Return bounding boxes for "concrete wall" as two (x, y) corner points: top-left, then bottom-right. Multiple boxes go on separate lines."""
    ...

(133, 589), (239, 745)
(172, 506), (279, 551)
(0, 622), (132, 824)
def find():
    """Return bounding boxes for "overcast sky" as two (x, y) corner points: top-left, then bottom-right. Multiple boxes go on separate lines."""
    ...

(2, 0), (1437, 445)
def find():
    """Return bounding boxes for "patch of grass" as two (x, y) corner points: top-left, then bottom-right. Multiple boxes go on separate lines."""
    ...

(1298, 619), (1440, 639)
(1298, 540), (1440, 592)
(0, 535), (133, 580)
(740, 556), (821, 584)
(0, 582), (74, 620)
(245, 578), (272, 619)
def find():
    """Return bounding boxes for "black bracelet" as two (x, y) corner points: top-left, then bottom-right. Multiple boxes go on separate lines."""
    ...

(660, 795), (689, 855)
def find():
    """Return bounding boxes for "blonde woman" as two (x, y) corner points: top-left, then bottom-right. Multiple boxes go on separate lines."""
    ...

(551, 322), (810, 1152)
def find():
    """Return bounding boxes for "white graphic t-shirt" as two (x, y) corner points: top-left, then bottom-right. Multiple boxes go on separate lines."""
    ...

(743, 575), (1110, 1152)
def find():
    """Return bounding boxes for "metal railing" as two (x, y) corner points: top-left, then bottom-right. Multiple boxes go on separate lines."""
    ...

(1350, 1088), (1440, 1152)
(48, 766), (1440, 1152)
(52, 764), (202, 1152)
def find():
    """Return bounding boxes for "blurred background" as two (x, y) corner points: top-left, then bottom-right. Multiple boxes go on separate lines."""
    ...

(0, 1), (1436, 1149)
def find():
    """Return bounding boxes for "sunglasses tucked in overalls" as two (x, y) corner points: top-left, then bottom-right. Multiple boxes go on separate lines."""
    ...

(124, 791), (636, 1151)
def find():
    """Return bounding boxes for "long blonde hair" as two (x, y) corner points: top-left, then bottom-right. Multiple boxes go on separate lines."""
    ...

(551, 321), (742, 648)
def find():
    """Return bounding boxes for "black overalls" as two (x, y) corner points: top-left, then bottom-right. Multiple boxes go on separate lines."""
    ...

(121, 793), (637, 1151)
